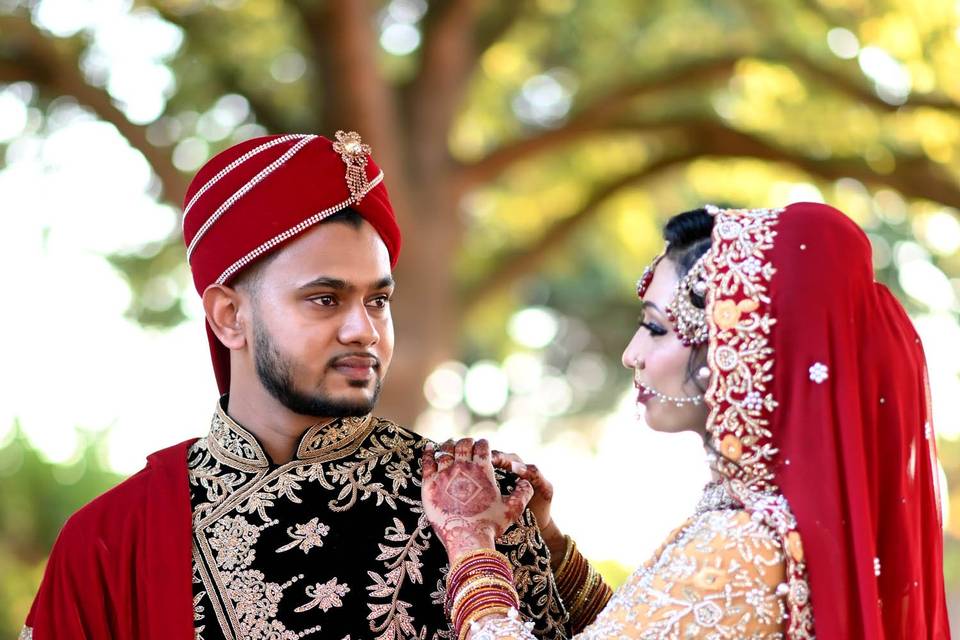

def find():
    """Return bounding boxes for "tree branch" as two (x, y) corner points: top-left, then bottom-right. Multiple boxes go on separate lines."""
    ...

(455, 55), (742, 192)
(685, 118), (960, 208)
(0, 15), (189, 202)
(462, 152), (699, 311)
(781, 49), (960, 115)
(464, 116), (960, 309)
(0, 58), (46, 84)
(416, 0), (481, 93)
(292, 1), (401, 152)
(456, 45), (960, 196)
(474, 2), (528, 57)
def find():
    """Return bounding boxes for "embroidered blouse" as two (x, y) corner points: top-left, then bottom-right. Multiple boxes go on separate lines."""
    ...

(471, 482), (788, 639)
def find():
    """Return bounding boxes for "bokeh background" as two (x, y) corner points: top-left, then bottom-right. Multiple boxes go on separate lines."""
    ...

(2, 0), (960, 635)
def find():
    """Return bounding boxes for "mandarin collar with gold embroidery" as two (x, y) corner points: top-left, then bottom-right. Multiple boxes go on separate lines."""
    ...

(206, 397), (375, 470)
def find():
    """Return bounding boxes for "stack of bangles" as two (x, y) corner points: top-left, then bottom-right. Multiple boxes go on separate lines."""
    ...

(446, 549), (526, 640)
(553, 535), (613, 633)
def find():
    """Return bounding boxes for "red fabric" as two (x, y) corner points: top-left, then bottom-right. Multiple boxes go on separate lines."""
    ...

(25, 440), (197, 639)
(181, 133), (402, 393)
(768, 203), (949, 638)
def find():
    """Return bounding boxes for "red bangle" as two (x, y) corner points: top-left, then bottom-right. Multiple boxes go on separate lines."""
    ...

(446, 555), (514, 614)
(456, 599), (516, 630)
(455, 593), (518, 632)
(452, 584), (519, 629)
(449, 557), (512, 588)
(447, 572), (514, 614)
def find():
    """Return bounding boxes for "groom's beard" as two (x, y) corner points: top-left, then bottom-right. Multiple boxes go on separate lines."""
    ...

(253, 320), (381, 417)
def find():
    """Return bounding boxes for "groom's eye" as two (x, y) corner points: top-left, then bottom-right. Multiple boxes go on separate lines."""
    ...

(310, 295), (337, 306)
(367, 295), (391, 309)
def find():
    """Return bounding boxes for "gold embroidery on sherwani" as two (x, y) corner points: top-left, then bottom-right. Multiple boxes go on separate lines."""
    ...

(190, 402), (568, 640)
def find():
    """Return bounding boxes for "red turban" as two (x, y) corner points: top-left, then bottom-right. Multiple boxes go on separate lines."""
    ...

(181, 131), (402, 394)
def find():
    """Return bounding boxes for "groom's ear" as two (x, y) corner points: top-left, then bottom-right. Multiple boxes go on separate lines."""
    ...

(203, 284), (249, 350)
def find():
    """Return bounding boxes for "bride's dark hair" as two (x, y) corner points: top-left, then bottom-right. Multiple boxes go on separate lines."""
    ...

(662, 207), (714, 391)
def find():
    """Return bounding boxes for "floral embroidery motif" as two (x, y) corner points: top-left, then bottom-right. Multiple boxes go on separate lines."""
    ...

(18, 627), (32, 640)
(295, 578), (351, 613)
(702, 205), (783, 494)
(276, 517), (330, 554)
(209, 515), (262, 569)
(808, 362), (829, 384)
(367, 515), (430, 639)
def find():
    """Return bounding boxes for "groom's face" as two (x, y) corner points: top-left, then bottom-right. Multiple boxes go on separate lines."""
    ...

(240, 218), (395, 417)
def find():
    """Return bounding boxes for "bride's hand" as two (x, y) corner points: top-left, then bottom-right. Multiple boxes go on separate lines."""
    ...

(491, 451), (555, 531)
(421, 438), (533, 562)
(491, 450), (565, 562)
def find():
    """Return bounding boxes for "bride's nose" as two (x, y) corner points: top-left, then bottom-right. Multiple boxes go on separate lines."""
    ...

(621, 329), (644, 369)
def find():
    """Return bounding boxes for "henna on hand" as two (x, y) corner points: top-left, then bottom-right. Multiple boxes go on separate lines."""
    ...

(437, 439), (456, 472)
(422, 439), (534, 562)
(430, 464), (498, 517)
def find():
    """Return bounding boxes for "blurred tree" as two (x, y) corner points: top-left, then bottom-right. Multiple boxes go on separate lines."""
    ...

(0, 426), (122, 635)
(3, 0), (960, 636)
(2, 0), (958, 423)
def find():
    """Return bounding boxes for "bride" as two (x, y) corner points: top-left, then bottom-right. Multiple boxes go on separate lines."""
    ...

(421, 203), (950, 639)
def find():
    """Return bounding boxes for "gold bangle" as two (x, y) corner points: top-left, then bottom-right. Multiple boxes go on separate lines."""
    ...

(556, 549), (587, 602)
(573, 578), (612, 631)
(449, 548), (511, 579)
(556, 551), (581, 593)
(553, 535), (576, 579)
(569, 565), (599, 616)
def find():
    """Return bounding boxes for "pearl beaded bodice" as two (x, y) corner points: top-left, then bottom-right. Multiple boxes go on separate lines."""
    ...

(472, 482), (789, 639)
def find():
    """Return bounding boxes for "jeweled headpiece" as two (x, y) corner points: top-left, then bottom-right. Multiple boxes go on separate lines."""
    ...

(666, 255), (708, 346)
(637, 243), (709, 347)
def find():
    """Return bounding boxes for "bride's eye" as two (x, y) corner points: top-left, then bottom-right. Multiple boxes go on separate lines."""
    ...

(638, 317), (668, 337)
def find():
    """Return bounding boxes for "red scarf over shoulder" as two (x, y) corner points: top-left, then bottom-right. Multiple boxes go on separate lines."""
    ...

(25, 440), (197, 639)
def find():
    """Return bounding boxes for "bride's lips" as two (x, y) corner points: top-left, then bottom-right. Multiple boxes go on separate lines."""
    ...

(332, 356), (378, 381)
(635, 382), (654, 404)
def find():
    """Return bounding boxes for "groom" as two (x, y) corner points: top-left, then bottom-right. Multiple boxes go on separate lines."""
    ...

(23, 132), (568, 640)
